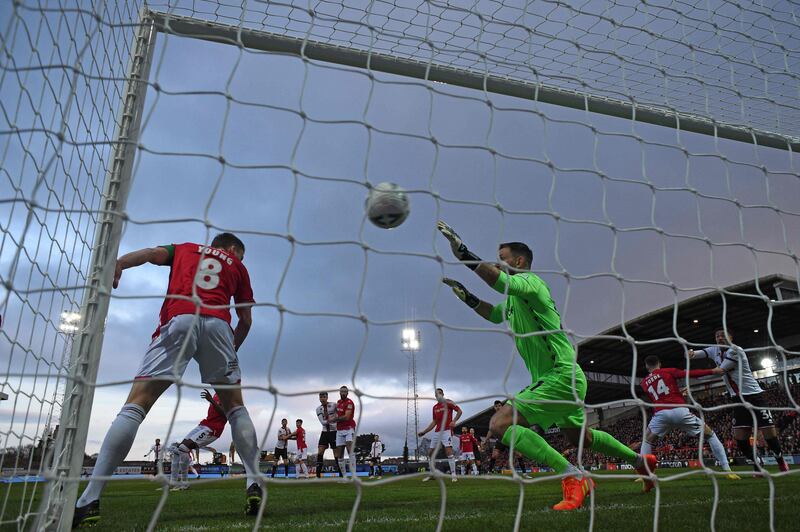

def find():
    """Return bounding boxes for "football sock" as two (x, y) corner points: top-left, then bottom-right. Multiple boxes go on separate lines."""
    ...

(171, 450), (181, 484)
(448, 457), (457, 476)
(227, 406), (260, 487)
(284, 463), (289, 477)
(316, 456), (323, 478)
(502, 425), (572, 474)
(735, 438), (758, 468)
(590, 429), (639, 464)
(640, 439), (653, 456)
(338, 459), (348, 477)
(77, 404), (146, 507)
(708, 433), (731, 471)
(765, 437), (784, 458)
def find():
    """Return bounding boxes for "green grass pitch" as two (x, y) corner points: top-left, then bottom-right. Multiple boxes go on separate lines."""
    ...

(4, 468), (798, 531)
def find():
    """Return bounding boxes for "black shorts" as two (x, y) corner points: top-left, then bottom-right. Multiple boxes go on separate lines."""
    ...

(369, 456), (381, 464)
(732, 393), (774, 429)
(274, 447), (288, 460)
(494, 442), (508, 453)
(474, 449), (482, 461)
(318, 430), (337, 449)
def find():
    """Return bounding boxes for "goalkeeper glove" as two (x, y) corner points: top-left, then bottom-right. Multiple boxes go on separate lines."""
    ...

(443, 278), (480, 309)
(437, 220), (482, 270)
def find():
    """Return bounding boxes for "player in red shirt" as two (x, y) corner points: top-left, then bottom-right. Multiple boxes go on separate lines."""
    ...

(169, 389), (228, 490)
(289, 419), (310, 479)
(640, 355), (739, 481)
(74, 234), (264, 527)
(458, 426), (480, 476)
(418, 388), (462, 482)
(329, 386), (357, 478)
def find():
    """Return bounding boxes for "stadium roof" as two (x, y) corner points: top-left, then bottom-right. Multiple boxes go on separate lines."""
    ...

(577, 274), (800, 378)
(455, 274), (800, 431)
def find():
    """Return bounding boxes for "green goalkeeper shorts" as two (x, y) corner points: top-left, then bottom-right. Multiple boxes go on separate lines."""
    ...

(511, 365), (587, 430)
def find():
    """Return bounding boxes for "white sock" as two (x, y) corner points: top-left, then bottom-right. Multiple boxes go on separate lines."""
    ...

(641, 439), (653, 456)
(171, 450), (181, 484)
(471, 464), (478, 475)
(707, 433), (731, 471)
(227, 406), (260, 487)
(77, 404), (146, 507)
(338, 459), (347, 476)
(448, 457), (456, 476)
(180, 452), (191, 482)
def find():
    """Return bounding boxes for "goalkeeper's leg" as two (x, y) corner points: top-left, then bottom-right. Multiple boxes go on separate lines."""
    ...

(490, 404), (592, 511)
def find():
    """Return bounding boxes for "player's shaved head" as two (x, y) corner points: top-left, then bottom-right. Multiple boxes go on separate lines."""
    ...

(498, 242), (533, 269)
(644, 355), (660, 370)
(281, 418), (288, 424)
(211, 232), (245, 255)
(296, 419), (303, 425)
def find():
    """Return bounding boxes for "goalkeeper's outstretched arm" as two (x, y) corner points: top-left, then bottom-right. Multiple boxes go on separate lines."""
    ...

(441, 278), (500, 323)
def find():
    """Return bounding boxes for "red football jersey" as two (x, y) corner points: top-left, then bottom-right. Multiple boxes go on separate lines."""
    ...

(458, 433), (478, 453)
(336, 398), (356, 430)
(433, 401), (459, 431)
(296, 427), (307, 450)
(641, 367), (715, 412)
(154, 243), (254, 337)
(199, 393), (227, 437)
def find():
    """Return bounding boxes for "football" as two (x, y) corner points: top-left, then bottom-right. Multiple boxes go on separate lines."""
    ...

(365, 182), (410, 229)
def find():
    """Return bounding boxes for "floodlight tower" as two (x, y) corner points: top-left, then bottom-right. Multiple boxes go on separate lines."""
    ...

(401, 327), (421, 462)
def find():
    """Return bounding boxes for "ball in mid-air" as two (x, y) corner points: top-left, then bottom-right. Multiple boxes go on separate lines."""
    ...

(366, 182), (410, 229)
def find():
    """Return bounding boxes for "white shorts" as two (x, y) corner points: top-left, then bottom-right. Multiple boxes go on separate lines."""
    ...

(184, 425), (219, 448)
(648, 407), (703, 437)
(136, 315), (241, 384)
(336, 429), (355, 447)
(296, 448), (307, 460)
(430, 430), (452, 448)
(461, 452), (475, 460)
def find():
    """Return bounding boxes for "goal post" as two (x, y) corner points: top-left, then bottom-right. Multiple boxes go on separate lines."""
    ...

(1, 1), (797, 530)
(149, 10), (799, 152)
(36, 10), (157, 531)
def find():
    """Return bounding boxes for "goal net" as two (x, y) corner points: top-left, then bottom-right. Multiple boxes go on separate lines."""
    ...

(1, 0), (798, 530)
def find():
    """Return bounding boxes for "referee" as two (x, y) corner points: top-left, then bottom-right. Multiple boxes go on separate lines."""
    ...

(315, 392), (342, 478)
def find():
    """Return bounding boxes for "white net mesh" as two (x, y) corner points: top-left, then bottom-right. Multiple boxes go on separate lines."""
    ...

(1, 2), (139, 528)
(1, 0), (799, 530)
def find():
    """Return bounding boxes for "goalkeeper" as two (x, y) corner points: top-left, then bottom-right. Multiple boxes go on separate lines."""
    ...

(437, 221), (657, 510)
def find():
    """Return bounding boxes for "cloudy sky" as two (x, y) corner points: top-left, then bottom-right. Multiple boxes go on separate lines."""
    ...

(1, 0), (799, 460)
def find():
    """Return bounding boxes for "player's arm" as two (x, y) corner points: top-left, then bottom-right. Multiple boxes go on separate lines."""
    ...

(441, 278), (500, 322)
(418, 419), (437, 437)
(330, 403), (355, 423)
(671, 368), (722, 379)
(717, 347), (744, 374)
(201, 389), (226, 417)
(687, 348), (710, 360)
(232, 267), (255, 351)
(449, 401), (463, 426)
(437, 221), (544, 304)
(114, 246), (172, 288)
(286, 431), (297, 440)
(233, 305), (252, 352)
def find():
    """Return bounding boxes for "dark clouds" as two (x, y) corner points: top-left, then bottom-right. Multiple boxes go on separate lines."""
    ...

(2, 2), (799, 457)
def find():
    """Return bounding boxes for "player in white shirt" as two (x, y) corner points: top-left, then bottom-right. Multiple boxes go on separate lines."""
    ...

(271, 418), (291, 478)
(369, 435), (384, 479)
(689, 329), (789, 473)
(315, 391), (343, 478)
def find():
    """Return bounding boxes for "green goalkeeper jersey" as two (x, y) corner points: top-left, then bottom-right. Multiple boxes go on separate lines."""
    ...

(489, 271), (575, 383)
